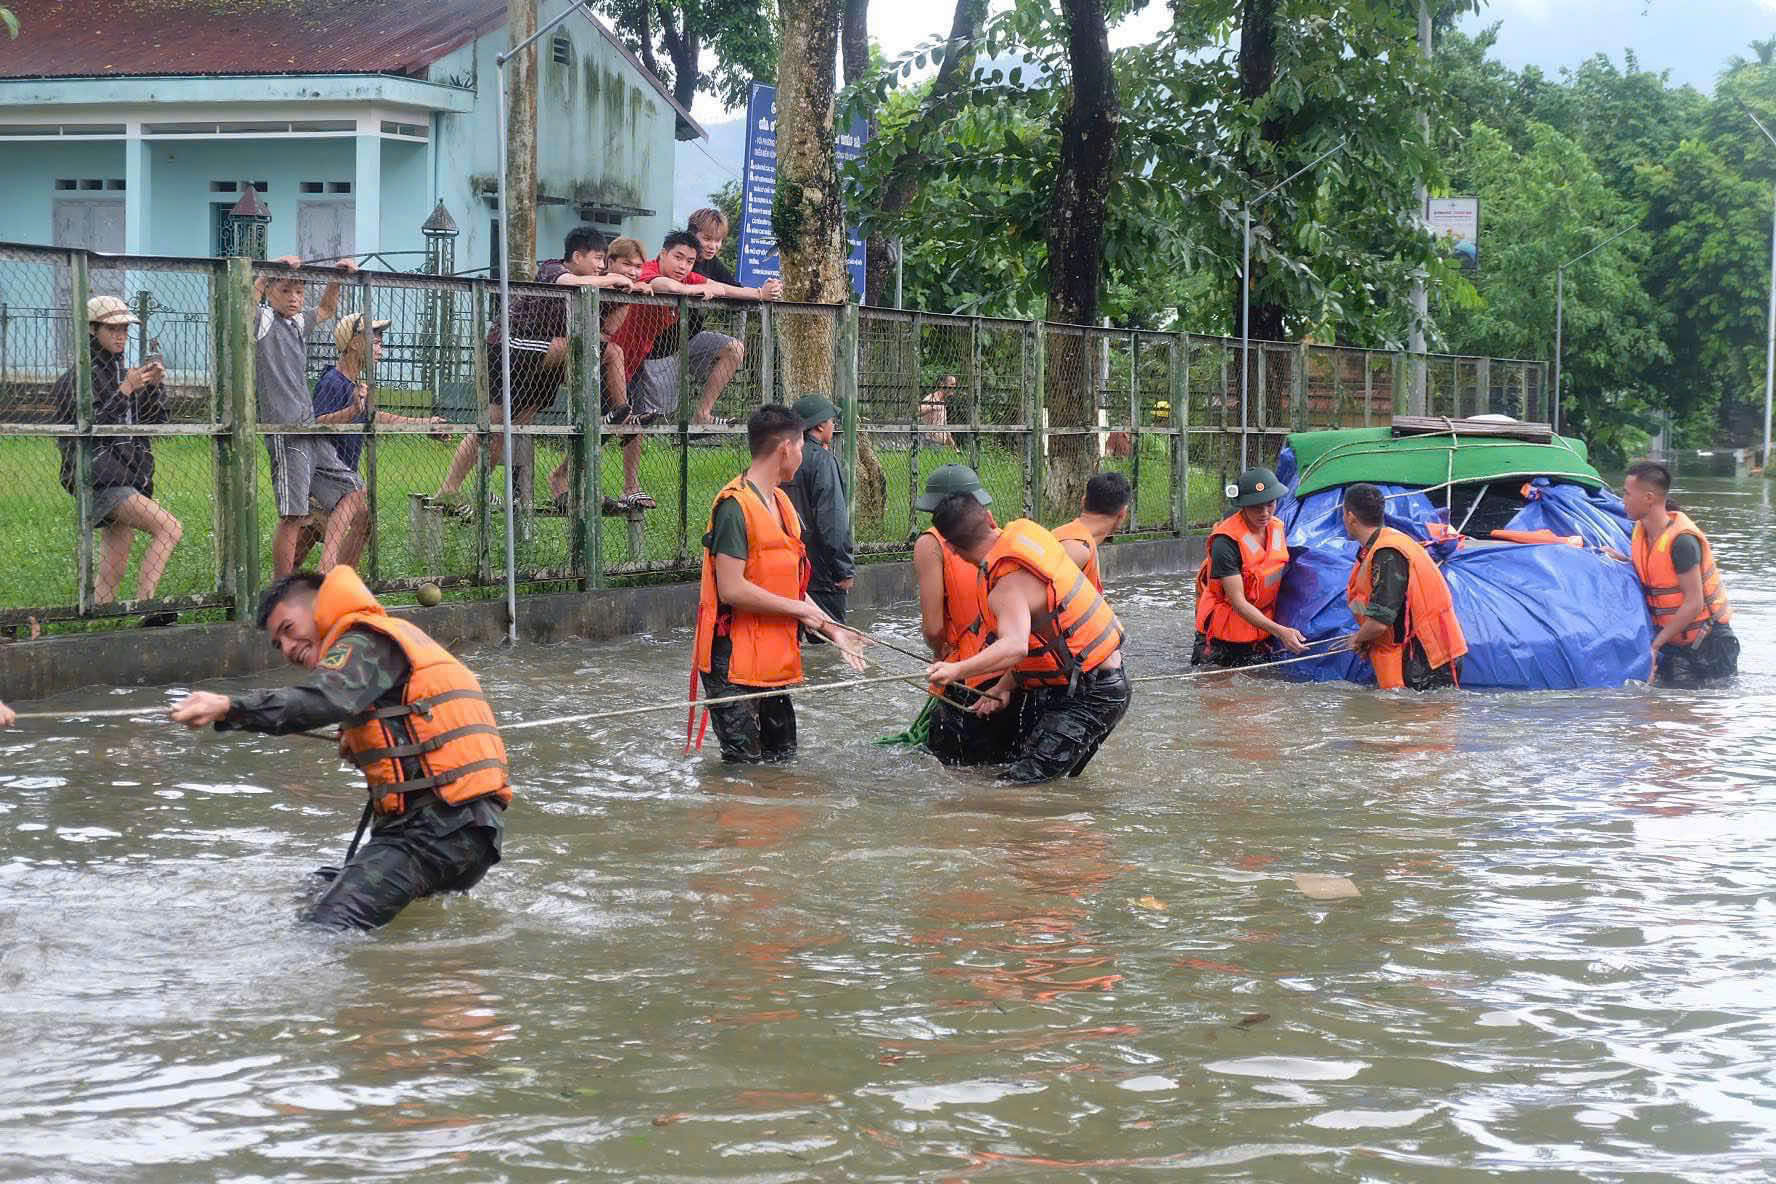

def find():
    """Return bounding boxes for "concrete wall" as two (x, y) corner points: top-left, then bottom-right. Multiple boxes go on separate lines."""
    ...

(0, 141), (127, 245)
(0, 535), (1203, 702)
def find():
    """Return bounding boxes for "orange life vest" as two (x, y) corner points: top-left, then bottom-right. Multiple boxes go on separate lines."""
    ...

(982, 519), (1124, 690)
(314, 566), (511, 817)
(1346, 526), (1469, 690)
(1052, 517), (1103, 593)
(923, 525), (995, 694)
(1630, 511), (1731, 648)
(1194, 512), (1289, 644)
(692, 475), (811, 688)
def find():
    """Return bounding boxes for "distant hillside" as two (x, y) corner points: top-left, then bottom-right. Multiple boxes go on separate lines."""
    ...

(673, 117), (746, 228)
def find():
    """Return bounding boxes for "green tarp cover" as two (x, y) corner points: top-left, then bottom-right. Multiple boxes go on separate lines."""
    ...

(1286, 427), (1603, 497)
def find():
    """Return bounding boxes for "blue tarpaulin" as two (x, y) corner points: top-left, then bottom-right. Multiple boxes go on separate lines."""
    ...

(1269, 447), (1653, 689)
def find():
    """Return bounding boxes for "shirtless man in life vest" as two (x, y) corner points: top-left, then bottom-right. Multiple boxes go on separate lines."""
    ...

(925, 493), (1131, 784)
(1053, 471), (1131, 595)
(169, 567), (510, 930)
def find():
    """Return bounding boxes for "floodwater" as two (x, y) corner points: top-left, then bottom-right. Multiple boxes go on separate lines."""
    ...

(3, 477), (1774, 1182)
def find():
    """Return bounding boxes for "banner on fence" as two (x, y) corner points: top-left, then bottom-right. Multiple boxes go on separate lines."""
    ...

(736, 81), (868, 298)
(1425, 196), (1479, 272)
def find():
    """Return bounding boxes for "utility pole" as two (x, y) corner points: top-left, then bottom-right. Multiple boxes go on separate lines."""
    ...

(1745, 105), (1776, 469)
(1408, 0), (1430, 416)
(505, 0), (538, 281)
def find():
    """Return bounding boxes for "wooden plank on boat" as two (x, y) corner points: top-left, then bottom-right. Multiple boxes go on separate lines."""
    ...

(1391, 415), (1553, 443)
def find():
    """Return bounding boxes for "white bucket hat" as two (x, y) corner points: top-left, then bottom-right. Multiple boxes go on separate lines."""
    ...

(87, 295), (139, 326)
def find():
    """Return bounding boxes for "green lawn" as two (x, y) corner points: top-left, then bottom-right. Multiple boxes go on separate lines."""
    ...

(1, 429), (1225, 627)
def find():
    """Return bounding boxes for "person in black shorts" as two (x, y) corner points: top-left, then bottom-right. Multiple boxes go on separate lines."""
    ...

(435, 226), (642, 510)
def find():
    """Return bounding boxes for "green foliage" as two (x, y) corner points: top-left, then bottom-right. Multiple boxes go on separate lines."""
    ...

(0, 8), (17, 39)
(843, 0), (1445, 342)
(592, 0), (776, 112)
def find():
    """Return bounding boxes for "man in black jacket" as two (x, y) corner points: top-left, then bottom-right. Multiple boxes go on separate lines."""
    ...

(784, 393), (855, 628)
(51, 296), (184, 621)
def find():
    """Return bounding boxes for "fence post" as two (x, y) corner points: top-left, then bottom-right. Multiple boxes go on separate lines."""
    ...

(1127, 331), (1141, 530)
(472, 290), (492, 586)
(359, 273), (379, 585)
(675, 294), (692, 568)
(1363, 352), (1374, 427)
(216, 256), (259, 620)
(1477, 355), (1491, 417)
(69, 253), (95, 615)
(908, 312), (923, 523)
(760, 303), (774, 402)
(1392, 351), (1406, 417)
(1172, 332), (1189, 532)
(570, 286), (602, 588)
(1292, 341), (1308, 433)
(969, 315), (984, 474)
(835, 301), (860, 526)
(1026, 320), (1046, 520)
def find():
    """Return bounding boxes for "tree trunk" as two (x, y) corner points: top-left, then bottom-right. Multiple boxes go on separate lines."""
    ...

(1232, 0), (1284, 344)
(504, 0), (539, 281)
(1043, 0), (1119, 515)
(777, 0), (886, 526)
(657, 3), (703, 141)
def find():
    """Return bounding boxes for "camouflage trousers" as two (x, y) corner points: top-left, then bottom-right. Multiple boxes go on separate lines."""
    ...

(305, 804), (501, 931)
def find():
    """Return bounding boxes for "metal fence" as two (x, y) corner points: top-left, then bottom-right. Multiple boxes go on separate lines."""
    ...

(0, 242), (1547, 629)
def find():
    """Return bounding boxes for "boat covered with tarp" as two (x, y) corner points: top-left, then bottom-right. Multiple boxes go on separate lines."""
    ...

(1271, 418), (1653, 689)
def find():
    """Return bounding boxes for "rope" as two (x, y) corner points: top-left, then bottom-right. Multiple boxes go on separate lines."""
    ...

(504, 671), (952, 733)
(1127, 634), (1356, 684)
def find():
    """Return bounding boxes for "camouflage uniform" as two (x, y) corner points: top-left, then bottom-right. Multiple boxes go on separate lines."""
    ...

(222, 627), (505, 930)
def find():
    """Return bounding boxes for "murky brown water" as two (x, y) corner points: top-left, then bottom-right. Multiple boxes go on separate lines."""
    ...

(3, 478), (1774, 1181)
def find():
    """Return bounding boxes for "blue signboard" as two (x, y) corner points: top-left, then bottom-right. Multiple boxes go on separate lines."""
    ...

(737, 82), (868, 299)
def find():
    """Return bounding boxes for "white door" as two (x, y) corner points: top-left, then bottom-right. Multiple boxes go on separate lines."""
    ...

(53, 198), (126, 303)
(298, 201), (354, 264)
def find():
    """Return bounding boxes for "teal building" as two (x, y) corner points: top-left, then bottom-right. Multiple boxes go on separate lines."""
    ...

(0, 0), (698, 271)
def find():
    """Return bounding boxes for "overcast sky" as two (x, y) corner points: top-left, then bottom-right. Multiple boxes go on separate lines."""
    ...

(685, 0), (1775, 125)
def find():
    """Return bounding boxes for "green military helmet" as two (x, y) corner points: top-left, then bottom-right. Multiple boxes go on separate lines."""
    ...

(792, 392), (841, 430)
(1226, 466), (1283, 508)
(915, 463), (993, 512)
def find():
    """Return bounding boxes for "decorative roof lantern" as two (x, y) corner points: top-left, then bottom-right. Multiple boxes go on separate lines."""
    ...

(421, 201), (459, 276)
(223, 184), (271, 260)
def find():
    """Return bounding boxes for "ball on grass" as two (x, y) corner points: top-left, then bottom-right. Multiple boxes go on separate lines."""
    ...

(417, 582), (443, 607)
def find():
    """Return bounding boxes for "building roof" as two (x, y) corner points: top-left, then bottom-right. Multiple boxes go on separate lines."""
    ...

(0, 0), (509, 79)
(0, 0), (706, 137)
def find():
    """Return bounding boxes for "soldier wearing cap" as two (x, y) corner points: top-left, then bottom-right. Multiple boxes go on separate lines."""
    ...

(49, 295), (184, 623)
(783, 393), (854, 629)
(912, 465), (1024, 765)
(1191, 465), (1306, 667)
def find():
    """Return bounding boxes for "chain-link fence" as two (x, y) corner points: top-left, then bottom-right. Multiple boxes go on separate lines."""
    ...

(0, 242), (1548, 631)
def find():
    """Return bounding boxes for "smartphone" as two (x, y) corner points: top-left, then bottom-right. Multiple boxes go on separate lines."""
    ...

(142, 337), (163, 368)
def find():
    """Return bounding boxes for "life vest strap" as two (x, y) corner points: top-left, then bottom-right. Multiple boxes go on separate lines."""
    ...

(372, 756), (509, 798)
(348, 723), (503, 766)
(347, 687), (489, 727)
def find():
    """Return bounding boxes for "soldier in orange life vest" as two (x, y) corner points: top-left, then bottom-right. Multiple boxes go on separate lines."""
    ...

(912, 465), (1024, 765)
(169, 567), (510, 931)
(926, 493), (1130, 784)
(1054, 471), (1131, 595)
(692, 404), (865, 763)
(1191, 466), (1306, 668)
(1340, 483), (1468, 690)
(1621, 459), (1738, 687)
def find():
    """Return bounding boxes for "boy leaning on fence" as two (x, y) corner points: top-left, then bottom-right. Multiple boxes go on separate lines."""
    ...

(255, 256), (369, 578)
